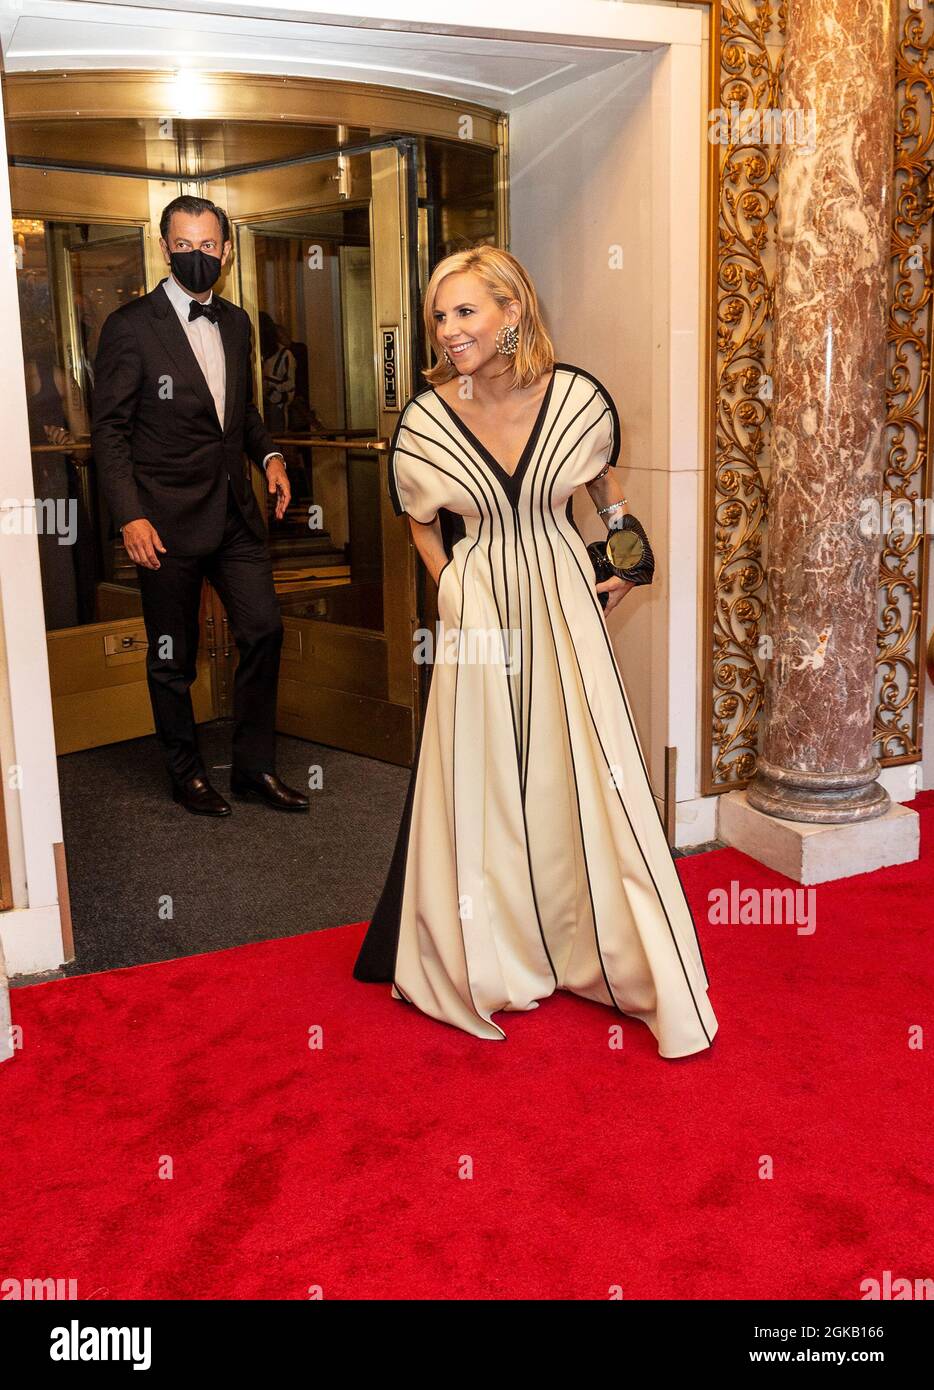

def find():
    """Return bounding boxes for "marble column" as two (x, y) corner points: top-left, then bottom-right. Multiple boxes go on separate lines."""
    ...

(746, 0), (898, 824)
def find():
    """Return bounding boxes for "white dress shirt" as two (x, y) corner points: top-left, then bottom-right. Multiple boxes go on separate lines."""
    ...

(160, 275), (280, 472)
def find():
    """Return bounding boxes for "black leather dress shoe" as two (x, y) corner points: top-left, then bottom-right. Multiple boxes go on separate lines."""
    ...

(230, 769), (310, 811)
(172, 774), (232, 817)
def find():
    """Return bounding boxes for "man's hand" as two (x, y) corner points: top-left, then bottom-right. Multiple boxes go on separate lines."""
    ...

(44, 425), (76, 447)
(597, 575), (635, 616)
(266, 455), (290, 521)
(121, 518), (166, 570)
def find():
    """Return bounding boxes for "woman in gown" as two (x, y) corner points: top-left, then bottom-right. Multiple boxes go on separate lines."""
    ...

(354, 246), (717, 1059)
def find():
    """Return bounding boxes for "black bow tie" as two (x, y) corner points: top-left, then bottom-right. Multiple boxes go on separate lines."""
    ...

(188, 299), (218, 324)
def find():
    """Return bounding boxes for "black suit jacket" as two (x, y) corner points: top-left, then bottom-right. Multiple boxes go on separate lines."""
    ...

(91, 281), (277, 555)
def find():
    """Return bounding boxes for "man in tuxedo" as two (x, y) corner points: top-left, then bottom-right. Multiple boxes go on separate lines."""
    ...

(92, 195), (309, 816)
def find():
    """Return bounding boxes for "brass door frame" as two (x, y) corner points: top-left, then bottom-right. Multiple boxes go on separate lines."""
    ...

(1, 71), (503, 149)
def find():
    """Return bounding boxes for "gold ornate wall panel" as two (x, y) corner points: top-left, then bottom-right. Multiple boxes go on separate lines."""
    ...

(702, 0), (932, 794)
(704, 0), (784, 792)
(881, 3), (934, 764)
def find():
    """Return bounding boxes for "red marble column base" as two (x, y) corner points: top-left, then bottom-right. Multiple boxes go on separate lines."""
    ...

(746, 756), (890, 825)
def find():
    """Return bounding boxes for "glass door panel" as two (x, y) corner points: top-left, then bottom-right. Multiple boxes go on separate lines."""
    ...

(15, 218), (144, 631)
(236, 143), (418, 764)
(242, 205), (382, 631)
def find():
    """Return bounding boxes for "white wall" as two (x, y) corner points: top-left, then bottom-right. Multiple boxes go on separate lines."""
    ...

(510, 27), (714, 844)
(0, 938), (12, 1063)
(0, 77), (68, 978)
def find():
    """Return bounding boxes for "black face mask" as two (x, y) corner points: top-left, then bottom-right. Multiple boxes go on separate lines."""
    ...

(169, 249), (222, 295)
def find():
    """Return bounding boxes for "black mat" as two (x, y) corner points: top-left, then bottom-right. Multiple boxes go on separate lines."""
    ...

(44, 723), (408, 979)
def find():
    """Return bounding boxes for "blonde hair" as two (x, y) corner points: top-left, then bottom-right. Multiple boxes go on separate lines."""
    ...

(422, 245), (556, 390)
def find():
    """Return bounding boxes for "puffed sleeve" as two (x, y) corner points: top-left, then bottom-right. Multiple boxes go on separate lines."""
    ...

(386, 399), (441, 523)
(590, 373), (621, 469)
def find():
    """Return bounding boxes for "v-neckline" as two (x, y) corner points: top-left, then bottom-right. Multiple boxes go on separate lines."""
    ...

(432, 368), (557, 497)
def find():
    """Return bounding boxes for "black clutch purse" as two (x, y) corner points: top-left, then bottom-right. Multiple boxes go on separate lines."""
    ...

(587, 514), (655, 608)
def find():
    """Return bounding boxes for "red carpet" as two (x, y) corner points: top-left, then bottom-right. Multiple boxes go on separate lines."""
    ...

(2, 794), (933, 1300)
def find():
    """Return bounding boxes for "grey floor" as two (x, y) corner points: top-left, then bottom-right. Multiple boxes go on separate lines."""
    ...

(14, 721), (721, 985)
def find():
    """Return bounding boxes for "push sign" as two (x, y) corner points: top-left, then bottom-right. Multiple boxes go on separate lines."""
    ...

(381, 327), (400, 410)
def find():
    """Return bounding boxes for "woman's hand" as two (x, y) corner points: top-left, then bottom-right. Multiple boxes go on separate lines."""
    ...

(597, 575), (635, 615)
(407, 515), (449, 590)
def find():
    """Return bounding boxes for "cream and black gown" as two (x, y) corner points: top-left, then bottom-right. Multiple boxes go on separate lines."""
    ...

(354, 362), (718, 1057)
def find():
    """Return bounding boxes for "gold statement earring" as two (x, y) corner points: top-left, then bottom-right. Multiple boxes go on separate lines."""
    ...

(495, 323), (519, 357)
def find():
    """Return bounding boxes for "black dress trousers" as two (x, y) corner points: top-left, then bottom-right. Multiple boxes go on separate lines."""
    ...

(137, 480), (284, 784)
